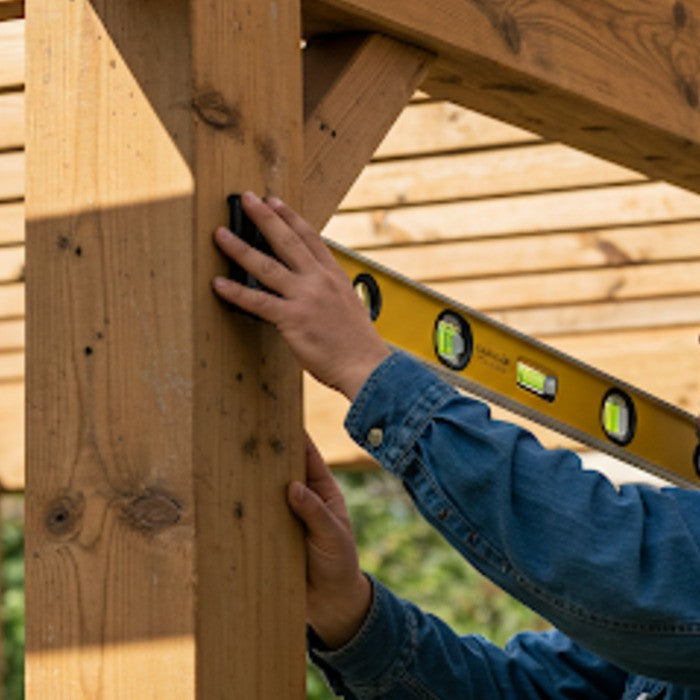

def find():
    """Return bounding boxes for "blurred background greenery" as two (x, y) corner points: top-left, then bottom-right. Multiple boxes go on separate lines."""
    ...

(0, 473), (546, 699)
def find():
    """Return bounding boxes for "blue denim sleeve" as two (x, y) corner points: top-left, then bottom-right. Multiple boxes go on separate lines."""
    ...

(309, 576), (627, 699)
(344, 352), (700, 688)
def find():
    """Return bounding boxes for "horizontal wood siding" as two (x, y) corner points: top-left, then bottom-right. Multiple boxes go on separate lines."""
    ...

(4, 17), (700, 484)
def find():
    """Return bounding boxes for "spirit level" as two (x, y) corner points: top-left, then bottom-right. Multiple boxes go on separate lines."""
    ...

(225, 195), (700, 489)
(333, 238), (700, 489)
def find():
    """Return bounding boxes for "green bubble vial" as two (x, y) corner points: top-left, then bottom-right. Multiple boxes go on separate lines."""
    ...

(516, 360), (557, 401)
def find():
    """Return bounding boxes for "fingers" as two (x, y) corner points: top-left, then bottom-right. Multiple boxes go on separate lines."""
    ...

(304, 433), (342, 503)
(212, 275), (285, 322)
(240, 191), (315, 272)
(287, 481), (343, 552)
(266, 196), (337, 267)
(213, 225), (296, 295)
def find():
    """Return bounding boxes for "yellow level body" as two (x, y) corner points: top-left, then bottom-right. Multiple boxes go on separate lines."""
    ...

(328, 240), (700, 490)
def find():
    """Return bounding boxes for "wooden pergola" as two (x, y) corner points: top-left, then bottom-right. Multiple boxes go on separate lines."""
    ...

(6, 0), (700, 696)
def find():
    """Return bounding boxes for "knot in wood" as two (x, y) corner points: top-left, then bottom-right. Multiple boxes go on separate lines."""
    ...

(192, 91), (243, 137)
(45, 493), (84, 538)
(121, 491), (181, 534)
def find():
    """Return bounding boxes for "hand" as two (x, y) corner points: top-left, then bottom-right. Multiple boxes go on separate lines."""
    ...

(212, 191), (391, 400)
(287, 434), (372, 650)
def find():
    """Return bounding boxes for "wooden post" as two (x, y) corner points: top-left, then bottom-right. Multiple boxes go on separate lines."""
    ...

(25, 0), (305, 697)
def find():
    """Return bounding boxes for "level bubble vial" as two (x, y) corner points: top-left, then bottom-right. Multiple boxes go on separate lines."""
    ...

(516, 360), (557, 402)
(434, 311), (473, 371)
(601, 389), (636, 446)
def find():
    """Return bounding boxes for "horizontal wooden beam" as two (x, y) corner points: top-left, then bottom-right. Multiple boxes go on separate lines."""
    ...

(303, 33), (433, 229)
(0, 202), (23, 244)
(324, 182), (700, 246)
(0, 150), (23, 200)
(0, 91), (23, 150)
(341, 142), (642, 210)
(0, 18), (23, 87)
(374, 100), (541, 160)
(0, 0), (23, 22)
(362, 221), (700, 282)
(426, 260), (700, 312)
(303, 0), (700, 195)
(0, 244), (22, 283)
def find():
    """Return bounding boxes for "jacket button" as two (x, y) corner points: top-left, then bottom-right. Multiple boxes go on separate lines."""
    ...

(367, 427), (384, 448)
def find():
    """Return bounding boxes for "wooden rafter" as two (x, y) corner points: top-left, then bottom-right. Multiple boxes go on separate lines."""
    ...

(303, 0), (700, 195)
(303, 33), (434, 229)
(0, 0), (22, 22)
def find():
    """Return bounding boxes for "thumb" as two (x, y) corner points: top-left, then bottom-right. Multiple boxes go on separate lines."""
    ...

(288, 481), (343, 550)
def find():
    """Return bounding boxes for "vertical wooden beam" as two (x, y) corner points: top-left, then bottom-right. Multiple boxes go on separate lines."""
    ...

(191, 1), (306, 697)
(25, 0), (304, 697)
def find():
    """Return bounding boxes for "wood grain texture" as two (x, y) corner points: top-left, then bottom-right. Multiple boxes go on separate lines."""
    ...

(304, 0), (700, 195)
(191, 0), (306, 696)
(0, 202), (23, 244)
(361, 221), (700, 281)
(341, 142), (642, 210)
(0, 18), (22, 87)
(303, 33), (433, 229)
(325, 182), (700, 247)
(374, 100), (540, 159)
(0, 381), (22, 490)
(0, 244), (22, 283)
(0, 150), (23, 201)
(0, 91), (23, 150)
(0, 283), (22, 318)
(433, 260), (700, 310)
(25, 0), (304, 696)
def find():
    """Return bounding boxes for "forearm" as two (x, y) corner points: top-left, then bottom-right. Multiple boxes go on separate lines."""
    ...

(309, 576), (626, 699)
(345, 352), (700, 686)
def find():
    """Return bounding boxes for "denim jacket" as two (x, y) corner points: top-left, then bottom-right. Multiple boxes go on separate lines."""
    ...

(309, 352), (700, 699)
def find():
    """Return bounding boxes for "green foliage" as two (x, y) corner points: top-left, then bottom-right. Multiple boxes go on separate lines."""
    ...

(3, 496), (24, 700)
(307, 471), (548, 699)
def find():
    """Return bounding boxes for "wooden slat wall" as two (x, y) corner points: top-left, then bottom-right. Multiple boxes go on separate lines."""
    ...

(4, 16), (700, 486)
(1, 17), (24, 490)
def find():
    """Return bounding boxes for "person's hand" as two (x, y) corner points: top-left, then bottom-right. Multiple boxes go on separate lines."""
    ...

(212, 191), (391, 401)
(287, 434), (372, 650)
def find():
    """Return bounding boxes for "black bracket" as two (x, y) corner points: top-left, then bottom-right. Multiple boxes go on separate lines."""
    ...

(226, 193), (275, 291)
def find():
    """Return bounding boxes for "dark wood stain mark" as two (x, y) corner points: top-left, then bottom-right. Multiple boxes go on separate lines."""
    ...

(234, 502), (244, 520)
(192, 91), (244, 140)
(482, 83), (537, 95)
(673, 1), (688, 29)
(269, 438), (286, 454)
(242, 436), (260, 457)
(606, 278), (625, 299)
(255, 135), (280, 169)
(596, 239), (632, 265)
(500, 14), (521, 54)
(680, 80), (698, 108)
(121, 490), (182, 534)
(261, 382), (277, 400)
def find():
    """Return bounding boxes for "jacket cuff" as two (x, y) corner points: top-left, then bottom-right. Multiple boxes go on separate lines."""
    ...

(344, 351), (456, 473)
(308, 574), (416, 692)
